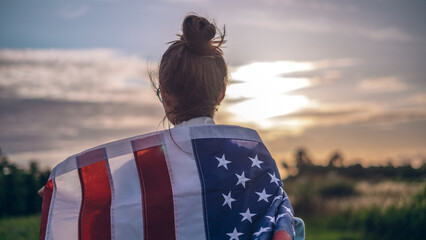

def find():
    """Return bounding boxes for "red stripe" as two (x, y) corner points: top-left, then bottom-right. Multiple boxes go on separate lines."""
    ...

(273, 230), (291, 240)
(39, 179), (54, 240)
(78, 160), (112, 240)
(134, 146), (176, 240)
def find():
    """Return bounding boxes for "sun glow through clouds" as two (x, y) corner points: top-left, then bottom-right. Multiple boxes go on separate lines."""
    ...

(226, 61), (313, 128)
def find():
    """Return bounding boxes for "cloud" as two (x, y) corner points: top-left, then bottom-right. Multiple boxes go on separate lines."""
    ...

(282, 108), (363, 119)
(162, 0), (207, 3)
(222, 58), (422, 143)
(0, 49), (157, 103)
(226, 58), (357, 98)
(233, 12), (333, 34)
(305, 1), (358, 13)
(362, 109), (426, 125)
(358, 76), (408, 93)
(365, 27), (414, 42)
(0, 49), (165, 168)
(221, 58), (360, 131)
(403, 94), (426, 105)
(313, 58), (359, 69)
(232, 9), (414, 43)
(266, 102), (378, 131)
(57, 5), (89, 20)
(0, 98), (164, 168)
(270, 101), (426, 133)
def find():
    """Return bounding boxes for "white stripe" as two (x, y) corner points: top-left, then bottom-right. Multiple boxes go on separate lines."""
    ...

(191, 125), (261, 142)
(106, 142), (144, 240)
(48, 169), (81, 240)
(51, 131), (159, 179)
(164, 127), (206, 240)
(50, 155), (77, 180)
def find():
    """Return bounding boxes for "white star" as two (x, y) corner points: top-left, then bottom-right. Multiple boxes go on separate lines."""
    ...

(268, 172), (280, 186)
(239, 208), (256, 223)
(282, 205), (294, 216)
(254, 227), (271, 237)
(226, 227), (243, 240)
(222, 191), (236, 209)
(273, 195), (283, 202)
(276, 213), (286, 221)
(266, 215), (276, 224)
(255, 189), (271, 203)
(216, 154), (231, 170)
(248, 155), (263, 169)
(235, 171), (250, 188)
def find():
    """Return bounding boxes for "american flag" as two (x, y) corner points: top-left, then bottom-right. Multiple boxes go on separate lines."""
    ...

(40, 124), (302, 240)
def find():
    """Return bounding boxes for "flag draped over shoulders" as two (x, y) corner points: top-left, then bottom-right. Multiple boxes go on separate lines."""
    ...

(40, 124), (304, 240)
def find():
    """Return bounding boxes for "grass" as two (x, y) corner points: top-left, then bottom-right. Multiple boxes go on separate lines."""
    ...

(0, 214), (40, 240)
(2, 214), (363, 240)
(304, 218), (362, 240)
(306, 227), (361, 240)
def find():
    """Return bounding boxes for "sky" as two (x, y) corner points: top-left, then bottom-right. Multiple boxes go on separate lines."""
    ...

(0, 0), (425, 173)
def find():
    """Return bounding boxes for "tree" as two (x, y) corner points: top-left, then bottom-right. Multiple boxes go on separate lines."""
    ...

(0, 147), (50, 217)
(328, 151), (344, 167)
(295, 148), (312, 170)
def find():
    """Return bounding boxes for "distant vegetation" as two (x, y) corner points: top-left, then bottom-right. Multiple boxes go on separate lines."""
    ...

(284, 148), (426, 240)
(287, 148), (426, 181)
(0, 148), (50, 218)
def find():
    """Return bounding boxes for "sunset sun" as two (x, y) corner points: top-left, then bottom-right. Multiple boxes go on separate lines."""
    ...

(225, 61), (313, 128)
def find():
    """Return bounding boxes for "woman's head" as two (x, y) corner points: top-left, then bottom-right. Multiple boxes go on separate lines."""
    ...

(152, 14), (228, 125)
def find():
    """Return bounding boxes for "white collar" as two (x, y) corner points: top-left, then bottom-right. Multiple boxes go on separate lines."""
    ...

(175, 117), (215, 127)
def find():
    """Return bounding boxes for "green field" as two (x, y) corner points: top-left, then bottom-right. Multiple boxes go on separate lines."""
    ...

(0, 214), (40, 240)
(0, 214), (362, 240)
(1, 201), (425, 240)
(303, 217), (362, 240)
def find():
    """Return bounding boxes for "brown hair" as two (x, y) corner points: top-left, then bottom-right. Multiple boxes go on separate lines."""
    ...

(151, 14), (228, 125)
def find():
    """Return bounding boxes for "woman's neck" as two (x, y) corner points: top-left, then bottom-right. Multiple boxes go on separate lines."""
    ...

(174, 116), (215, 127)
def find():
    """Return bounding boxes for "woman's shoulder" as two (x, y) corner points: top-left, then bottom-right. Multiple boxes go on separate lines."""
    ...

(175, 117), (262, 142)
(189, 123), (262, 142)
(49, 122), (263, 180)
(50, 130), (162, 179)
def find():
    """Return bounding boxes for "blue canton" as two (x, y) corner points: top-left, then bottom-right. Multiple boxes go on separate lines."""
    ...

(193, 138), (295, 240)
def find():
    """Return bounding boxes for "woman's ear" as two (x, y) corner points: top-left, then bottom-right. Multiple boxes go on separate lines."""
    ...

(217, 84), (226, 104)
(160, 87), (173, 110)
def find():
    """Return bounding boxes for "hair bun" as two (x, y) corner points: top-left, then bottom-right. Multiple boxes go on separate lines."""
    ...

(182, 15), (216, 55)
